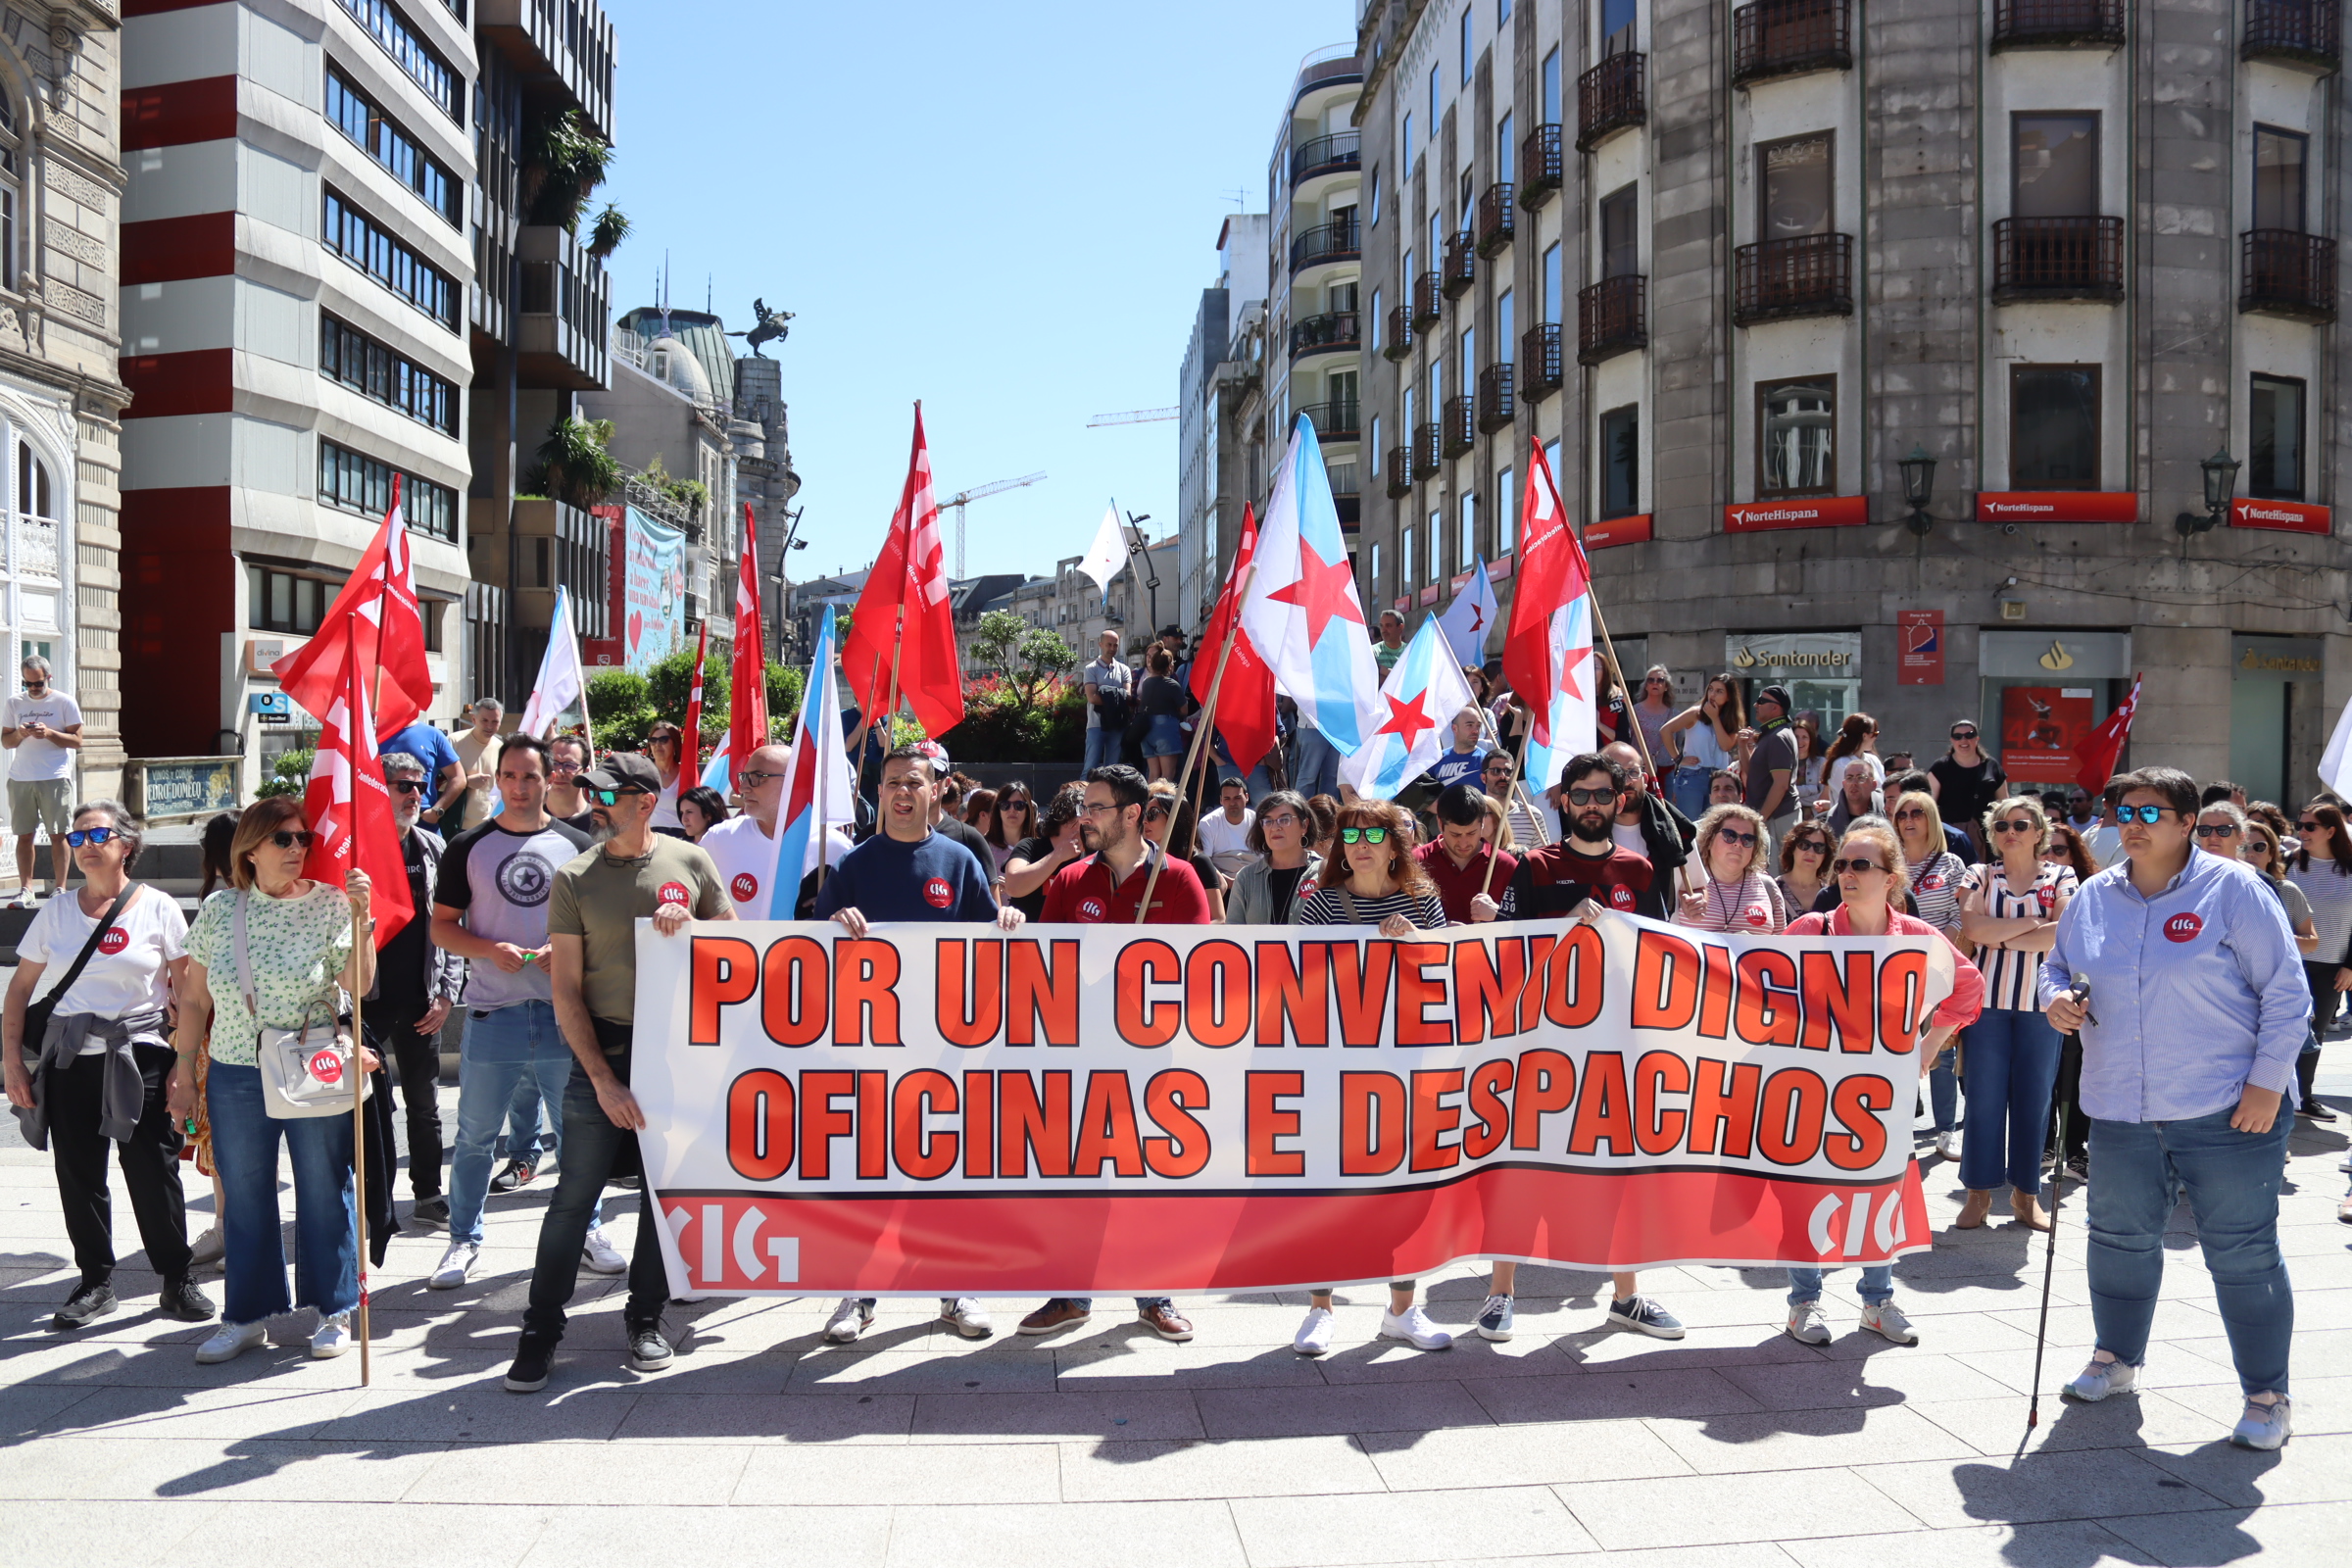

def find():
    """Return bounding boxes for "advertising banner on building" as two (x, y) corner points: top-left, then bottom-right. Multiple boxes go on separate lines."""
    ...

(1999, 686), (2096, 784)
(632, 912), (1947, 1297)
(617, 505), (686, 673)
(1897, 611), (1943, 686)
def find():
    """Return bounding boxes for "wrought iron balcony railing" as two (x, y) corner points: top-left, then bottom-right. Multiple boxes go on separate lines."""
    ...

(2240, 229), (2337, 319)
(1476, 363), (1515, 433)
(1579, 274), (1647, 365)
(1519, 122), (1563, 209)
(1578, 51), (1645, 151)
(1991, 0), (2127, 49)
(1476, 183), (1516, 257)
(1734, 233), (1855, 324)
(1991, 216), (2125, 301)
(1732, 0), (1853, 86)
(1521, 322), (1564, 401)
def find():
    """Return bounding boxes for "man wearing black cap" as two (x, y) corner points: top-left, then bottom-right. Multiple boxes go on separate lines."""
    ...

(505, 751), (733, 1393)
(1743, 684), (1798, 834)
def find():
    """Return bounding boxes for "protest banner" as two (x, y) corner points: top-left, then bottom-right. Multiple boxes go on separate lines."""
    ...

(632, 911), (1948, 1297)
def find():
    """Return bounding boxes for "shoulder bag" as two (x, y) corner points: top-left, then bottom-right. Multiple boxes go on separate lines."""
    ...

(234, 890), (368, 1119)
(22, 885), (137, 1050)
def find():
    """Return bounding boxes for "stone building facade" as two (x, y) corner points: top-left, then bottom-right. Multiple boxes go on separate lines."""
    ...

(1348, 0), (2352, 806)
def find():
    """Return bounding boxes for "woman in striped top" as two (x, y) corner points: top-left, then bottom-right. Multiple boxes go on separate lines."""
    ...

(1955, 797), (2077, 1231)
(1892, 786), (1971, 1157)
(1289, 801), (1452, 1357)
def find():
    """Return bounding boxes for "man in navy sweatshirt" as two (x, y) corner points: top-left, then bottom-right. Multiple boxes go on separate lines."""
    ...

(812, 742), (1023, 1343)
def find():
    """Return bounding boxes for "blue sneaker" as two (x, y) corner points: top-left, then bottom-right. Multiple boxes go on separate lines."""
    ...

(1476, 1293), (1515, 1341)
(1606, 1295), (1685, 1340)
(2063, 1353), (2138, 1402)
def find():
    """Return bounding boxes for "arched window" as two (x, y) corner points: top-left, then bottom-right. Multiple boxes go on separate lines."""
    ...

(0, 89), (17, 290)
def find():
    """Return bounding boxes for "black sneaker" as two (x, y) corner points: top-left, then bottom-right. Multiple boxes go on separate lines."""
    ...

(51, 1281), (117, 1331)
(2301, 1102), (2338, 1122)
(610, 1174), (643, 1191)
(410, 1195), (450, 1225)
(157, 1277), (216, 1323)
(626, 1318), (674, 1372)
(504, 1331), (560, 1393)
(491, 1160), (535, 1193)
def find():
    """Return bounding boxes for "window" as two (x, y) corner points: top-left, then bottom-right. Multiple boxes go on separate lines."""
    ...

(1369, 164), (1381, 223)
(1544, 439), (1561, 492)
(1370, 414), (1382, 471)
(2009, 366), (2099, 490)
(0, 91), (17, 292)
(318, 438), (459, 539)
(1496, 466), (1515, 554)
(333, 0), (462, 122)
(325, 68), (461, 225)
(1459, 491), (1479, 570)
(2255, 126), (2308, 232)
(1599, 405), (1639, 518)
(1403, 383), (1415, 432)
(2014, 115), (2098, 218)
(1403, 521), (1416, 588)
(1431, 65), (1441, 127)
(1429, 358), (1445, 418)
(16, 440), (52, 519)
(1498, 0), (1511, 22)
(2250, 375), (2305, 500)
(1369, 541), (1384, 600)
(1459, 168), (1474, 222)
(323, 188), (458, 327)
(1759, 133), (1833, 241)
(1497, 111), (1514, 185)
(1370, 286), (1382, 338)
(1542, 243), (1562, 321)
(1459, 325), (1475, 390)
(320, 313), (458, 433)
(1427, 512), (1442, 584)
(1462, 7), (1475, 82)
(1497, 288), (1514, 347)
(1758, 376), (1835, 495)
(1402, 246), (1415, 290)
(1541, 46), (1560, 123)
(1599, 184), (1639, 277)
(1430, 211), (1444, 268)
(248, 564), (332, 636)
(1403, 111), (1413, 170)
(1602, 0), (1638, 54)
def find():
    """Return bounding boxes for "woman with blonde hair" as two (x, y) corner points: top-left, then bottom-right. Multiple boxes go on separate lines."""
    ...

(1673, 803), (1787, 933)
(1781, 817), (1984, 1345)
(1891, 784), (1970, 1157)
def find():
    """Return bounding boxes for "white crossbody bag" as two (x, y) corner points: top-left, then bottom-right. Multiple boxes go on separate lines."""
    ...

(233, 890), (368, 1119)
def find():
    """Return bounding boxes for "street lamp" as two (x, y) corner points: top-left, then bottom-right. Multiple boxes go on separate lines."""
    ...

(1123, 510), (1159, 633)
(2175, 448), (2240, 536)
(1897, 445), (1936, 537)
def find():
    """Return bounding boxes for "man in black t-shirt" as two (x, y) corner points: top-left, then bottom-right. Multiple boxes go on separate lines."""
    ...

(1928, 719), (2007, 856)
(368, 754), (466, 1224)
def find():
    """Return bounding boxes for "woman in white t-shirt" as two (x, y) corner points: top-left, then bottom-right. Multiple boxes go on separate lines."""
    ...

(646, 721), (687, 833)
(2, 802), (203, 1331)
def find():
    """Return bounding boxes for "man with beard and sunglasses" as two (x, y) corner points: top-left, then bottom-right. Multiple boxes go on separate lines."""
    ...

(1466, 751), (1684, 1342)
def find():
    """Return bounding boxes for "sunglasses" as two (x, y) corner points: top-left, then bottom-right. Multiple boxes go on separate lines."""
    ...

(1339, 826), (1391, 845)
(589, 787), (647, 807)
(549, 761), (583, 775)
(1990, 819), (2034, 835)
(1833, 858), (1886, 874)
(389, 778), (427, 794)
(1893, 808), (1929, 822)
(2300, 819), (2323, 831)
(1791, 838), (1829, 853)
(1566, 787), (1619, 806)
(269, 830), (318, 850)
(1144, 804), (1171, 821)
(2117, 805), (2180, 825)
(2194, 824), (2240, 838)
(65, 826), (118, 848)
(1950, 730), (1979, 741)
(1714, 829), (1758, 848)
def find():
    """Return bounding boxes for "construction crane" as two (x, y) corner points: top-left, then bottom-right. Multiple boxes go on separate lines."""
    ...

(1086, 407), (1179, 427)
(939, 471), (1047, 577)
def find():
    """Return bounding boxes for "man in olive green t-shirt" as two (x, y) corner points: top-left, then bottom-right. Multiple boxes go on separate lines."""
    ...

(509, 751), (731, 1394)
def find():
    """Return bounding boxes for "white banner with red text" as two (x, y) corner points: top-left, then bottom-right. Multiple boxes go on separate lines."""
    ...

(631, 911), (1949, 1297)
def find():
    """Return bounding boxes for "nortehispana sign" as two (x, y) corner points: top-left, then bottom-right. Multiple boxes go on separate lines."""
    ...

(632, 912), (1949, 1296)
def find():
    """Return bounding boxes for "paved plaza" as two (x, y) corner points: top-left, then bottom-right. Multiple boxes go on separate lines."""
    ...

(2, 1067), (2346, 1568)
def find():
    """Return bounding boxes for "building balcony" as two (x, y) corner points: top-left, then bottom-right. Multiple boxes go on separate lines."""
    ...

(1991, 217), (2125, 301)
(1577, 51), (1645, 152)
(1293, 129), (1362, 184)
(1442, 230), (1476, 299)
(1291, 311), (1361, 360)
(1382, 306), (1415, 361)
(2241, 229), (2337, 319)
(1521, 322), (1564, 402)
(1476, 183), (1516, 257)
(1410, 270), (1444, 328)
(1579, 274), (1647, 365)
(1291, 219), (1362, 274)
(1477, 363), (1515, 433)
(1732, 0), (1852, 86)
(1734, 233), (1854, 324)
(2243, 0), (2340, 71)
(1991, 0), (2126, 49)
(1387, 451), (1415, 498)
(515, 225), (611, 390)
(1520, 122), (1564, 210)
(477, 0), (616, 138)
(1441, 395), (1476, 459)
(1298, 398), (1362, 444)
(1412, 422), (1442, 478)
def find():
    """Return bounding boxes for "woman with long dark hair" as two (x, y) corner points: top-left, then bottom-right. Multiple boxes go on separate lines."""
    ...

(1662, 674), (1744, 820)
(2287, 801), (2352, 1122)
(985, 782), (1034, 874)
(644, 722), (687, 833)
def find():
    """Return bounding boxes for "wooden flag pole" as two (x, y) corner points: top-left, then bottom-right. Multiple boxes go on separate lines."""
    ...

(1135, 564), (1256, 922)
(1480, 723), (1540, 903)
(349, 905), (371, 1387)
(1471, 702), (1551, 851)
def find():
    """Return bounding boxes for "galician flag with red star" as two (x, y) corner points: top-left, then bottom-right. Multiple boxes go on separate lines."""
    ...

(1237, 416), (1384, 753)
(1338, 613), (1479, 801)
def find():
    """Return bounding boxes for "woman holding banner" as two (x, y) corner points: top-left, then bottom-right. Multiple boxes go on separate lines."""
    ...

(1672, 804), (1787, 934)
(1290, 801), (1453, 1355)
(1781, 816), (1984, 1347)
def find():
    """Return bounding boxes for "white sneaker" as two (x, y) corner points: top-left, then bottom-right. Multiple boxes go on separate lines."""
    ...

(1786, 1300), (1833, 1345)
(824, 1298), (874, 1344)
(310, 1313), (353, 1359)
(2231, 1395), (2292, 1451)
(1860, 1301), (1918, 1345)
(580, 1226), (627, 1275)
(426, 1241), (479, 1291)
(194, 1319), (265, 1364)
(1935, 1130), (1963, 1160)
(1378, 1304), (1453, 1350)
(1293, 1304), (1336, 1355)
(2064, 1353), (2139, 1402)
(938, 1297), (993, 1339)
(187, 1224), (224, 1267)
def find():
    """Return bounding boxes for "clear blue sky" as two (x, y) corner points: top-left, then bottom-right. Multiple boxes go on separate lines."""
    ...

(598, 1), (1350, 585)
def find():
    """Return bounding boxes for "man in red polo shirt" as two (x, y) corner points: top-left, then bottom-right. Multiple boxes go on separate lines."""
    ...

(1021, 764), (1206, 1341)
(1416, 782), (1517, 925)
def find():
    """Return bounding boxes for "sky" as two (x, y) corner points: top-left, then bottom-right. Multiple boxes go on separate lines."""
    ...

(597, 0), (1351, 586)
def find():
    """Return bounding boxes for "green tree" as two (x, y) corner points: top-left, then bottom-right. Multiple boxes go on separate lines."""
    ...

(968, 610), (1077, 708)
(585, 669), (657, 752)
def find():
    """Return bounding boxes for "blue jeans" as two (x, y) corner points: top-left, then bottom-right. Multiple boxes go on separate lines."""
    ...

(522, 1026), (669, 1338)
(497, 1074), (551, 1165)
(206, 1061), (358, 1325)
(2085, 1109), (2292, 1396)
(1083, 726), (1116, 775)
(1788, 1265), (1893, 1306)
(1959, 1007), (2065, 1197)
(1292, 726), (1341, 801)
(450, 1003), (577, 1246)
(1928, 1044), (1962, 1134)
(1666, 765), (1713, 822)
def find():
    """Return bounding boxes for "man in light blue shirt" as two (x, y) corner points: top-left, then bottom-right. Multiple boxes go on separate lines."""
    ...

(2040, 766), (2305, 1451)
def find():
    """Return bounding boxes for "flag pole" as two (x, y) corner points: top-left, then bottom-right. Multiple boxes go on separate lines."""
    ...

(1472, 701), (1551, 852)
(1136, 564), (1256, 922)
(349, 903), (371, 1387)
(1481, 723), (1541, 902)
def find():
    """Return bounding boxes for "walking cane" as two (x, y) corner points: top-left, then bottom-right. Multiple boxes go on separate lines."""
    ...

(2028, 979), (2091, 1428)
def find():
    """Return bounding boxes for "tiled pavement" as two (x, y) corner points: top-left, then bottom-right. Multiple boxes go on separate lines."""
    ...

(1, 1072), (2346, 1566)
